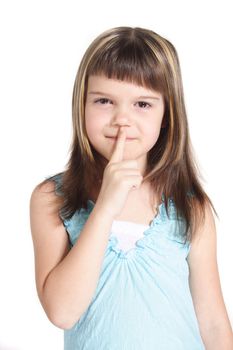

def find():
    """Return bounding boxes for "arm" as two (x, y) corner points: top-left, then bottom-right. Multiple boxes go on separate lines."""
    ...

(187, 202), (233, 349)
(30, 181), (114, 330)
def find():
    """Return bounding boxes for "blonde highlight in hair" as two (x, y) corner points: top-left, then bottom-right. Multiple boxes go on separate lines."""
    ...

(42, 26), (218, 244)
(72, 33), (119, 161)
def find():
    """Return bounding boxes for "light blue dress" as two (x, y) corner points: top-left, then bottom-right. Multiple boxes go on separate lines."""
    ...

(48, 173), (205, 350)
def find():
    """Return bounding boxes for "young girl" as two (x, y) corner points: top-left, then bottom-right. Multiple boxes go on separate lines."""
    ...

(30, 27), (233, 349)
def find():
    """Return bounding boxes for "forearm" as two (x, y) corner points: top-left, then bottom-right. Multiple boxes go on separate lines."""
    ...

(42, 203), (113, 329)
(202, 323), (233, 350)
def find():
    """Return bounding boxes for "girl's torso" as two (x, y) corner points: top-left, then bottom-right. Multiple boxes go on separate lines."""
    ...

(49, 174), (205, 350)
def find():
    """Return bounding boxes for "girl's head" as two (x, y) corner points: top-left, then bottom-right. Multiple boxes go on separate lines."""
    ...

(71, 26), (187, 181)
(85, 75), (165, 176)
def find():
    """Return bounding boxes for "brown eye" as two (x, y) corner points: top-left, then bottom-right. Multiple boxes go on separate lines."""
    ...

(137, 101), (151, 108)
(95, 98), (112, 104)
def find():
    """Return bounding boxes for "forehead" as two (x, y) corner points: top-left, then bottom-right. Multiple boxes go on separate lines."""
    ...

(87, 75), (163, 97)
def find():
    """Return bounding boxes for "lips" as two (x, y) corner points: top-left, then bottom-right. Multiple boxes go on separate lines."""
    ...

(106, 136), (136, 140)
(106, 137), (136, 141)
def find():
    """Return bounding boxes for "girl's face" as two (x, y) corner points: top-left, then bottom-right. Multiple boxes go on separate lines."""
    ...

(85, 75), (165, 174)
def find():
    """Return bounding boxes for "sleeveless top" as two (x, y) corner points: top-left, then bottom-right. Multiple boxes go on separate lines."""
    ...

(47, 173), (205, 350)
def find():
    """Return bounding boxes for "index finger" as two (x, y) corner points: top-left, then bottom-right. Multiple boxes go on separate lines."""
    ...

(109, 127), (126, 163)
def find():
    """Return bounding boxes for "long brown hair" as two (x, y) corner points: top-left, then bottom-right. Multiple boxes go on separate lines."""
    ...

(39, 26), (218, 244)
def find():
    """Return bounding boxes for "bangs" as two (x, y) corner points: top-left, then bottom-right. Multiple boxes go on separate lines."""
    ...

(86, 35), (167, 95)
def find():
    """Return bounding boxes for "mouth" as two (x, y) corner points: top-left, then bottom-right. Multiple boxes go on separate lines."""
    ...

(106, 137), (136, 141)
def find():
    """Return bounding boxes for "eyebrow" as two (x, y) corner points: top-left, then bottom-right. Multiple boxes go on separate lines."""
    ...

(88, 91), (161, 100)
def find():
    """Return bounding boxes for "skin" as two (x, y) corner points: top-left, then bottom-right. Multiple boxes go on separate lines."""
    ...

(84, 74), (166, 177)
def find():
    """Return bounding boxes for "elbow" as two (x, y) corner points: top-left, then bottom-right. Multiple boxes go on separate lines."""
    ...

(40, 288), (88, 330)
(52, 320), (76, 331)
(46, 307), (82, 330)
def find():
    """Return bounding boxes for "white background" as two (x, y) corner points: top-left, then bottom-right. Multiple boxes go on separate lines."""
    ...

(0, 0), (232, 349)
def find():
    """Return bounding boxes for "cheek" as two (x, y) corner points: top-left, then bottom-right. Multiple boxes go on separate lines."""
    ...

(84, 109), (100, 141)
(145, 108), (165, 143)
(144, 123), (161, 141)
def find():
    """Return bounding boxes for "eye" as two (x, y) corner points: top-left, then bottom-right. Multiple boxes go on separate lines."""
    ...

(137, 101), (152, 109)
(94, 98), (112, 105)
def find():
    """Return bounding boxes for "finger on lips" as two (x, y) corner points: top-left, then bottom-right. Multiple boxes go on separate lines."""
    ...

(109, 127), (126, 163)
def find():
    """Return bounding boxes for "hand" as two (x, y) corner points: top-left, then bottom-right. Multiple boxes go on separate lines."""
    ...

(95, 126), (143, 219)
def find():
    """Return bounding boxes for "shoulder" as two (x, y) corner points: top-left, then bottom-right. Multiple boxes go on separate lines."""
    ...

(187, 199), (218, 302)
(30, 179), (69, 257)
(30, 179), (57, 204)
(32, 178), (56, 193)
(188, 200), (216, 260)
(30, 178), (63, 219)
(31, 172), (65, 199)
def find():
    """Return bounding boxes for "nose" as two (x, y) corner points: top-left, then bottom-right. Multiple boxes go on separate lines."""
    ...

(110, 107), (132, 127)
